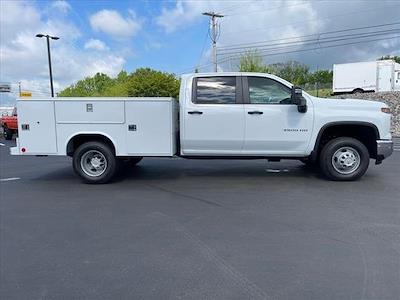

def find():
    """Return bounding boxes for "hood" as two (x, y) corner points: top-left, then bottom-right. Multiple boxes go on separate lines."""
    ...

(310, 95), (388, 109)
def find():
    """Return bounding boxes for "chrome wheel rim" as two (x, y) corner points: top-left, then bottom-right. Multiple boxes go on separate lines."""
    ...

(80, 150), (107, 177)
(331, 146), (361, 175)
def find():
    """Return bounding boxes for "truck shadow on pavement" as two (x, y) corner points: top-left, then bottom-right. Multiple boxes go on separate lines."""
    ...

(30, 159), (321, 184)
(117, 160), (322, 182)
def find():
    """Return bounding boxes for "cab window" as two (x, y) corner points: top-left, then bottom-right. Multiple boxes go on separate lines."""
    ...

(194, 77), (236, 104)
(247, 77), (292, 104)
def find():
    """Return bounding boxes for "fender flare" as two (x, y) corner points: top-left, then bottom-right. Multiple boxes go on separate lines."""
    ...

(310, 121), (380, 161)
(65, 132), (118, 156)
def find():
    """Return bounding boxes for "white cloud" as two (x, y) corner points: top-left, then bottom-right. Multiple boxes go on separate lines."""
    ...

(0, 1), (42, 41)
(156, 0), (400, 72)
(84, 39), (109, 51)
(155, 1), (322, 70)
(155, 1), (204, 33)
(0, 1), (126, 105)
(51, 0), (71, 14)
(89, 9), (142, 39)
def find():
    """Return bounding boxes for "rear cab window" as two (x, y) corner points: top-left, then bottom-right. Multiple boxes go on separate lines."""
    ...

(193, 76), (238, 104)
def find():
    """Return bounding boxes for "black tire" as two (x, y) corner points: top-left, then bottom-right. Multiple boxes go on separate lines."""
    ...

(3, 126), (13, 140)
(73, 141), (118, 184)
(319, 137), (369, 181)
(352, 88), (364, 94)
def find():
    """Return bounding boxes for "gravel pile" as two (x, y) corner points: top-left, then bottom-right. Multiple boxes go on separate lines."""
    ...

(332, 91), (400, 137)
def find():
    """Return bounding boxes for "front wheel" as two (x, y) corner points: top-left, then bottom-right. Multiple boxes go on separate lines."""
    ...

(73, 141), (118, 184)
(319, 137), (369, 181)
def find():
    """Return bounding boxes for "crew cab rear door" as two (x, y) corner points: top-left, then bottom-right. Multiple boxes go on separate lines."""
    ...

(181, 76), (245, 155)
(242, 75), (313, 156)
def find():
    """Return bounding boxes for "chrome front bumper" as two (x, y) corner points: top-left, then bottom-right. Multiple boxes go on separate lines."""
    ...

(376, 140), (393, 164)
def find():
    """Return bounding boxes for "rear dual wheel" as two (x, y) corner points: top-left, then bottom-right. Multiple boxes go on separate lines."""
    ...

(73, 141), (118, 184)
(73, 142), (143, 184)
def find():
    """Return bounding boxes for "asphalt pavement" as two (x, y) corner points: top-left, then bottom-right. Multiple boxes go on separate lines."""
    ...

(1, 138), (399, 300)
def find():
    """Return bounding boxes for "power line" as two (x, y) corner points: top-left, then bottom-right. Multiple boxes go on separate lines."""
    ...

(218, 35), (400, 64)
(217, 28), (400, 56)
(195, 28), (211, 72)
(218, 21), (400, 50)
(178, 34), (399, 74)
(221, 3), (400, 38)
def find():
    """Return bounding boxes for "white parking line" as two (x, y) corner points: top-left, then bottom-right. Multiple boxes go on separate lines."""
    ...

(0, 177), (21, 182)
(0, 143), (5, 146)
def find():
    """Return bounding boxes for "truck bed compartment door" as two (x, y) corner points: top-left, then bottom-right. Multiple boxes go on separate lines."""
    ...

(125, 101), (174, 156)
(18, 101), (57, 154)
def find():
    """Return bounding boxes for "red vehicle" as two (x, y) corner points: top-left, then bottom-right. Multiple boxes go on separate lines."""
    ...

(1, 107), (18, 140)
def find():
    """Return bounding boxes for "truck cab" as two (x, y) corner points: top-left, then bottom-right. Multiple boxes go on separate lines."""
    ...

(180, 73), (313, 157)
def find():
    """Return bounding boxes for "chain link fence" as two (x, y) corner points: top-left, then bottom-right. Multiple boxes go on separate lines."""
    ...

(301, 82), (332, 98)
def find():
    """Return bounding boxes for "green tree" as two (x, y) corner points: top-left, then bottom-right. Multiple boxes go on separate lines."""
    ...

(59, 73), (113, 96)
(59, 68), (180, 98)
(102, 82), (129, 97)
(125, 68), (180, 98)
(116, 70), (129, 83)
(269, 61), (310, 86)
(238, 51), (270, 72)
(308, 70), (333, 84)
(378, 55), (400, 64)
(102, 70), (130, 96)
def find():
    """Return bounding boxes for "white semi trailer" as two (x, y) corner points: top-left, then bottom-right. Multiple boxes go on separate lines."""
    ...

(11, 72), (393, 183)
(332, 60), (400, 94)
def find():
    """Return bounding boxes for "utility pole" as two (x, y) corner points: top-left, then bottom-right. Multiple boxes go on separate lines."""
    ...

(202, 12), (223, 72)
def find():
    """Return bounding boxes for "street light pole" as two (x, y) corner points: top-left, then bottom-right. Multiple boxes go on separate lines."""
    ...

(36, 34), (59, 97)
(46, 36), (55, 97)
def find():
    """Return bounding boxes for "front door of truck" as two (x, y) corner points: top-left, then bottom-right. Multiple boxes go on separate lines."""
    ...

(242, 76), (313, 156)
(182, 76), (245, 155)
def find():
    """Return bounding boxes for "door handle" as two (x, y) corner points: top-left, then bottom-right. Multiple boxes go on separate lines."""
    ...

(248, 111), (263, 115)
(188, 111), (203, 115)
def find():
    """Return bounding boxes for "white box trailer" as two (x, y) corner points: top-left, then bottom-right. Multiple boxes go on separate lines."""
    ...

(14, 97), (178, 156)
(332, 60), (400, 94)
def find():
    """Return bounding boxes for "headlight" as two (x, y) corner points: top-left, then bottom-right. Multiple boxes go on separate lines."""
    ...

(381, 107), (391, 114)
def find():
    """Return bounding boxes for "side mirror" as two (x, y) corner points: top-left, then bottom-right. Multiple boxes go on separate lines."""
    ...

(291, 86), (307, 113)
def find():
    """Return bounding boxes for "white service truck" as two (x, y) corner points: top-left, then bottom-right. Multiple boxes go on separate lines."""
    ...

(11, 72), (393, 183)
(332, 60), (400, 94)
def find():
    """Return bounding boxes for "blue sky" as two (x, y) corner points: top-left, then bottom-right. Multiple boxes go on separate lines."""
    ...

(46, 0), (209, 74)
(1, 0), (399, 105)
